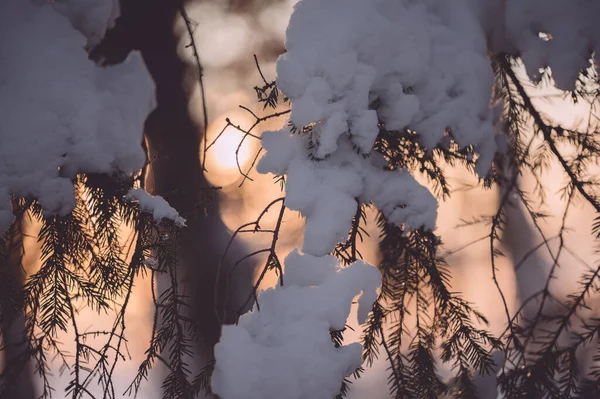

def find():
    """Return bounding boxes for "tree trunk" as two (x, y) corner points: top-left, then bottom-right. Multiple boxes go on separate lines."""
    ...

(1, 215), (36, 399)
(89, 0), (255, 382)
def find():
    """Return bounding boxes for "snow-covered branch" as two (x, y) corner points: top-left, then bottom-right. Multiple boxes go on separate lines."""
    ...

(0, 0), (152, 230)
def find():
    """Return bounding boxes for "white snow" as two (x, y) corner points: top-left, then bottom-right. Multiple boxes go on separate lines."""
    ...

(126, 189), (186, 227)
(259, 131), (438, 256)
(211, 250), (381, 399)
(0, 0), (152, 231)
(50, 0), (122, 50)
(468, 0), (600, 91)
(277, 0), (497, 175)
(493, 0), (600, 91)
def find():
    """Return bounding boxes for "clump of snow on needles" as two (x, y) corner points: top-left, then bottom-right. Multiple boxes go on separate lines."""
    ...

(258, 130), (438, 257)
(471, 0), (600, 91)
(50, 0), (121, 50)
(211, 250), (381, 399)
(126, 189), (186, 227)
(0, 0), (152, 231)
(503, 0), (600, 90)
(277, 0), (497, 176)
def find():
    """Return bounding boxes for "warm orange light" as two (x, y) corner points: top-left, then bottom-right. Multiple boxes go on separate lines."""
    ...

(209, 124), (253, 170)
(202, 111), (258, 187)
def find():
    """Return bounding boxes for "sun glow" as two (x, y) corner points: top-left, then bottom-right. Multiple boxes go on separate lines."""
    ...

(202, 112), (257, 187)
(209, 125), (253, 170)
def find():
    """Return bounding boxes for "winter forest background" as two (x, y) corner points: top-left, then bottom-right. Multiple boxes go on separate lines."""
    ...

(1, 0), (600, 398)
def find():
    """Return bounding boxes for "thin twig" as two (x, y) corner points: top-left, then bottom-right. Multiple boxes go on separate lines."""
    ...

(179, 2), (210, 172)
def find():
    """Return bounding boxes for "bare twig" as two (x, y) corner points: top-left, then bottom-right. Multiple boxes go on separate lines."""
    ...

(178, 2), (210, 172)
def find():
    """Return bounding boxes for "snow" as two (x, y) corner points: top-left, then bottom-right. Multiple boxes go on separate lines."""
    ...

(211, 250), (381, 399)
(472, 0), (600, 91)
(275, 0), (600, 178)
(277, 0), (497, 174)
(126, 189), (186, 227)
(50, 0), (121, 50)
(259, 131), (438, 256)
(0, 0), (152, 231)
(502, 0), (600, 90)
(361, 167), (438, 232)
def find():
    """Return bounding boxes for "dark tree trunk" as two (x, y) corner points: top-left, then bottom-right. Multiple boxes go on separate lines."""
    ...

(89, 0), (255, 383)
(1, 217), (36, 399)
